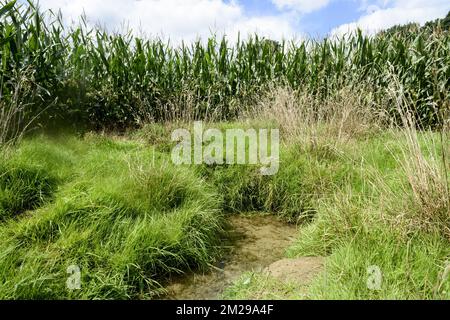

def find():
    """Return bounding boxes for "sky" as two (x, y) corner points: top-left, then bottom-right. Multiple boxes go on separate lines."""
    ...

(26, 0), (450, 42)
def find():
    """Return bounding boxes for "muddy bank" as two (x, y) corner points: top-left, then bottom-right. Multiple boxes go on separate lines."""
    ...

(165, 214), (298, 300)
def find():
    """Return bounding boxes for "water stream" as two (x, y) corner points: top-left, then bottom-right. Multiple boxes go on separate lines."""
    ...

(166, 215), (298, 300)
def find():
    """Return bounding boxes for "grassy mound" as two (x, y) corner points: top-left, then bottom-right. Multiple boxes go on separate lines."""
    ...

(137, 122), (326, 222)
(197, 149), (324, 222)
(225, 130), (449, 299)
(0, 135), (224, 299)
(0, 137), (78, 220)
(0, 165), (56, 220)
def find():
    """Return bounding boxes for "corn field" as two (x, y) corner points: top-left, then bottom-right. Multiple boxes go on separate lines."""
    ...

(1, 0), (449, 131)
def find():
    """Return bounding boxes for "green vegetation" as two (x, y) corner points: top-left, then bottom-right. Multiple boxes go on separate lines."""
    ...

(225, 128), (449, 300)
(0, 121), (447, 299)
(223, 272), (305, 300)
(0, 0), (448, 301)
(0, 0), (449, 139)
(0, 136), (224, 299)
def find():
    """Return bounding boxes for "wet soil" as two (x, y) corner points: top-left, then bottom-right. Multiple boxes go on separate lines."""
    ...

(165, 214), (298, 300)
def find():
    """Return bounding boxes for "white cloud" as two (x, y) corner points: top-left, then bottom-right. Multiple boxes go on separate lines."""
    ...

(227, 15), (298, 41)
(272, 0), (331, 14)
(331, 0), (450, 37)
(33, 0), (298, 43)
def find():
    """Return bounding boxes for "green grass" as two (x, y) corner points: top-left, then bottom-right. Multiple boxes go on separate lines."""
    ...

(196, 146), (337, 222)
(0, 124), (448, 300)
(223, 272), (305, 300)
(0, 134), (224, 299)
(305, 231), (449, 299)
(223, 129), (450, 300)
(0, 164), (56, 220)
(137, 121), (325, 222)
(0, 136), (82, 220)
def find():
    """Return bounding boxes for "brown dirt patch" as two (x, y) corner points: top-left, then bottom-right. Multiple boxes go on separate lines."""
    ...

(265, 257), (325, 285)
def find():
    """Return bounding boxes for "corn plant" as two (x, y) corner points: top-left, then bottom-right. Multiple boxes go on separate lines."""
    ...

(0, 0), (449, 131)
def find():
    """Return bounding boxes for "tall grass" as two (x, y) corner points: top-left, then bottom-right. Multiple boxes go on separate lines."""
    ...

(0, 0), (448, 137)
(0, 136), (225, 299)
(388, 74), (450, 240)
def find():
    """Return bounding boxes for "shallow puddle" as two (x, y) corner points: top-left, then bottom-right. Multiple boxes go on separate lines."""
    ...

(165, 214), (298, 300)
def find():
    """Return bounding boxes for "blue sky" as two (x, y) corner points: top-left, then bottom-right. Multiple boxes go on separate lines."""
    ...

(237, 0), (361, 36)
(237, 0), (449, 36)
(294, 1), (362, 36)
(30, 0), (450, 42)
